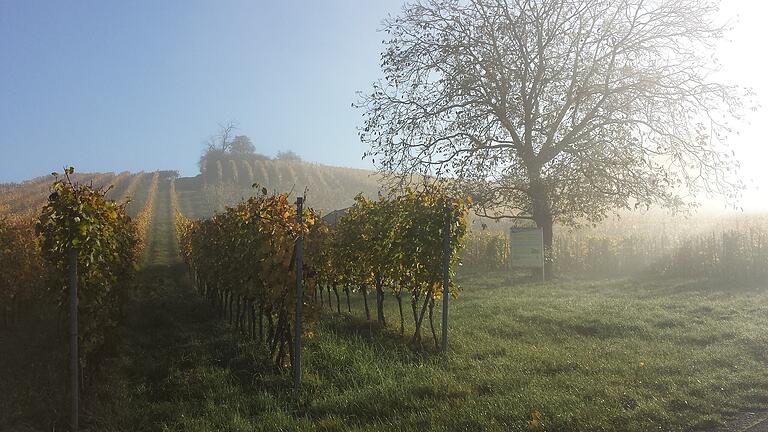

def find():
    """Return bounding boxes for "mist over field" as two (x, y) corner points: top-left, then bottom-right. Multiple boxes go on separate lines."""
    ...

(2, 1), (768, 431)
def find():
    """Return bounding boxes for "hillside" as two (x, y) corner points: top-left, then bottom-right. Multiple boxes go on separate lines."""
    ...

(175, 157), (385, 219)
(0, 159), (381, 221)
(0, 171), (161, 218)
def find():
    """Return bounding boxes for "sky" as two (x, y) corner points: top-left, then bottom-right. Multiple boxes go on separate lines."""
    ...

(0, 0), (402, 179)
(0, 0), (766, 210)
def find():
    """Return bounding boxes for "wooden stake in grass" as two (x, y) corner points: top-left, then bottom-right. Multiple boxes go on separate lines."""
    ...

(293, 196), (304, 391)
(396, 291), (404, 335)
(441, 205), (450, 352)
(68, 248), (79, 432)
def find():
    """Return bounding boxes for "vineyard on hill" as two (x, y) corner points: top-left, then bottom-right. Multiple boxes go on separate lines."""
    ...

(0, 169), (163, 330)
(0, 171), (161, 218)
(175, 157), (384, 218)
(0, 169), (162, 331)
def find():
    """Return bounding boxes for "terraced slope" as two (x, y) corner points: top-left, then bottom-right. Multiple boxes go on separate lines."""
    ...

(0, 171), (151, 217)
(176, 158), (384, 219)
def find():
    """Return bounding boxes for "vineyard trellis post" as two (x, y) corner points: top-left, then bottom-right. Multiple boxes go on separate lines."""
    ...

(68, 247), (78, 432)
(441, 205), (450, 352)
(293, 196), (303, 392)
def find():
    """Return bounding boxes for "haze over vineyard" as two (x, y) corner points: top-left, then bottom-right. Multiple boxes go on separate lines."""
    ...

(3, 1), (768, 432)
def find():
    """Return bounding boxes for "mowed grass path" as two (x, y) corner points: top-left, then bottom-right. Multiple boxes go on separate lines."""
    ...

(85, 185), (768, 431)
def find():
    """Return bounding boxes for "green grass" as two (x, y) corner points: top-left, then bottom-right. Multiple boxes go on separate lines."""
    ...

(141, 179), (177, 266)
(82, 267), (768, 431)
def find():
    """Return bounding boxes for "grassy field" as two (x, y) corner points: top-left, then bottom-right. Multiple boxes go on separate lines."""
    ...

(85, 267), (768, 429)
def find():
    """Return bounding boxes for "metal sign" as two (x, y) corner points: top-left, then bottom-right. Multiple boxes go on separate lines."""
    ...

(509, 227), (544, 268)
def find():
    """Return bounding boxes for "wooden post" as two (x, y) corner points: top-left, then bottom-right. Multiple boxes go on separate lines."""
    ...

(441, 206), (450, 352)
(541, 228), (546, 284)
(293, 197), (304, 391)
(68, 248), (78, 432)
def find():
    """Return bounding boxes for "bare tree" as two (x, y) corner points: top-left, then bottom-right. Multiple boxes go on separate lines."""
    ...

(206, 121), (238, 153)
(199, 121), (238, 171)
(358, 0), (749, 271)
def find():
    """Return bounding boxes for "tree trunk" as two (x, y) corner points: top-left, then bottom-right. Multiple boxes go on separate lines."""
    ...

(235, 295), (241, 330)
(396, 292), (404, 335)
(220, 290), (225, 317)
(212, 288), (218, 313)
(250, 302), (256, 338)
(361, 286), (370, 320)
(286, 323), (294, 371)
(240, 297), (247, 332)
(228, 293), (234, 325)
(319, 285), (324, 307)
(219, 289), (225, 319)
(410, 288), (433, 348)
(428, 297), (438, 349)
(344, 287), (351, 313)
(267, 308), (274, 346)
(258, 300), (264, 343)
(531, 179), (554, 279)
(332, 285), (340, 314)
(275, 326), (287, 369)
(375, 276), (386, 327)
(270, 309), (286, 358)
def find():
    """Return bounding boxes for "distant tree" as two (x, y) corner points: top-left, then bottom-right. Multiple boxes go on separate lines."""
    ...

(199, 123), (268, 173)
(358, 0), (748, 272)
(206, 121), (238, 153)
(276, 150), (302, 162)
(230, 135), (256, 155)
(199, 121), (238, 170)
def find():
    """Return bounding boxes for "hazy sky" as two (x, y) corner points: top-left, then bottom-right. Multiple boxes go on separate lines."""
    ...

(712, 1), (768, 210)
(0, 1), (766, 209)
(0, 0), (402, 180)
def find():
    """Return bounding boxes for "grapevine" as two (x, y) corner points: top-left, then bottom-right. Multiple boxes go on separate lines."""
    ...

(36, 167), (140, 374)
(177, 188), (318, 369)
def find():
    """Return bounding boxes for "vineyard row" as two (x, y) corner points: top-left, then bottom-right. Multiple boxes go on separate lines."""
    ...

(175, 186), (469, 369)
